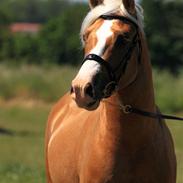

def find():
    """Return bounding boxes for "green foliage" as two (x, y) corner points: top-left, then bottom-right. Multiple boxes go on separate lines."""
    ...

(0, 0), (182, 70)
(0, 11), (10, 25)
(0, 11), (10, 58)
(39, 3), (88, 65)
(142, 0), (183, 74)
(1, 35), (39, 64)
(0, 2), (88, 65)
(0, 0), (70, 23)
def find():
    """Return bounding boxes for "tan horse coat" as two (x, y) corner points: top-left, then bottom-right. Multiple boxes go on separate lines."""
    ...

(45, 29), (176, 182)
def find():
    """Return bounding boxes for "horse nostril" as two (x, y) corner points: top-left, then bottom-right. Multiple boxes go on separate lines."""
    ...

(70, 86), (74, 94)
(85, 83), (94, 99)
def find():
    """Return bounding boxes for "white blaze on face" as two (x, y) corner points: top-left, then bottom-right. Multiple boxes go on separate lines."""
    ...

(90, 20), (114, 56)
(77, 20), (114, 79)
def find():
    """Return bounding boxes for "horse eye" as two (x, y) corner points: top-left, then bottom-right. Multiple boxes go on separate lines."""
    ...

(117, 35), (125, 42)
(115, 35), (125, 47)
(123, 32), (131, 41)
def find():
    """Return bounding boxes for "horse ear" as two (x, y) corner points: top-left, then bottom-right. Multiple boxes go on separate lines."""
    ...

(89, 0), (104, 9)
(122, 0), (136, 14)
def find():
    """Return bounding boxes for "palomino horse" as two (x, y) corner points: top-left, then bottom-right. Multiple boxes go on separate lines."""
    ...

(45, 0), (176, 182)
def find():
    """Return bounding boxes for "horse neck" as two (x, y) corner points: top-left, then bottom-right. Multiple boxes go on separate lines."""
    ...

(101, 32), (158, 149)
(119, 31), (156, 113)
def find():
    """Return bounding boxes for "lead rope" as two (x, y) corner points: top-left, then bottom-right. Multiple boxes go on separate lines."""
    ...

(120, 103), (183, 121)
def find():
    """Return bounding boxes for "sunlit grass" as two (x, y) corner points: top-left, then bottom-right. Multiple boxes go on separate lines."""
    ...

(0, 106), (182, 183)
(0, 106), (49, 183)
(168, 119), (183, 183)
(0, 64), (77, 102)
(0, 64), (183, 112)
(0, 64), (183, 182)
(153, 70), (183, 113)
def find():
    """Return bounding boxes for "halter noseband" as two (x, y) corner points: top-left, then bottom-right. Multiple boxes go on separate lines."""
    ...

(82, 14), (141, 96)
(83, 53), (116, 81)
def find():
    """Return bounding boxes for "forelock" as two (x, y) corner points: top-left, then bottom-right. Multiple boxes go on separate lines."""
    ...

(80, 2), (144, 46)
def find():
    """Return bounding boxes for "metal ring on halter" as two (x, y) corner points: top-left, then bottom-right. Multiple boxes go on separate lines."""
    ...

(121, 105), (133, 114)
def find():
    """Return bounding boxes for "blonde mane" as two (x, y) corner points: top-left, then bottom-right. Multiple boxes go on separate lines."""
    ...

(80, 1), (144, 45)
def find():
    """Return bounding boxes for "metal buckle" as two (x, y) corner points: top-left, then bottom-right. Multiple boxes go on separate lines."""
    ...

(120, 105), (132, 114)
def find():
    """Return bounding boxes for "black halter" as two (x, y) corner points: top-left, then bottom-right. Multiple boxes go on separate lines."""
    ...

(82, 14), (141, 87)
(81, 15), (183, 122)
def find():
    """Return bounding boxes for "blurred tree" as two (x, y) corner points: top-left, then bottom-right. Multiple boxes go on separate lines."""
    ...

(46, 0), (69, 20)
(0, 0), (181, 70)
(9, 0), (48, 22)
(0, 10), (11, 60)
(0, 0), (70, 23)
(0, 11), (10, 25)
(39, 3), (88, 65)
(0, 0), (88, 65)
(142, 0), (183, 74)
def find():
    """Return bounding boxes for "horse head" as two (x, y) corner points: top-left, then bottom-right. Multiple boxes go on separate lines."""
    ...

(71, 0), (142, 110)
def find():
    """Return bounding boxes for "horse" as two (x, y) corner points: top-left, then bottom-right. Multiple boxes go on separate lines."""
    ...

(45, 0), (176, 182)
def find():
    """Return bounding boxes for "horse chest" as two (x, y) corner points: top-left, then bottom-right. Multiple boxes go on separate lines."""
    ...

(47, 110), (121, 183)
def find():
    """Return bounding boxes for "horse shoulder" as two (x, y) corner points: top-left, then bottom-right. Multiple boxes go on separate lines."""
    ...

(45, 92), (71, 142)
(45, 93), (72, 183)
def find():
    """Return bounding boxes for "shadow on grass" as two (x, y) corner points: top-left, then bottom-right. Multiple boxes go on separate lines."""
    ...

(0, 127), (40, 137)
(0, 128), (14, 136)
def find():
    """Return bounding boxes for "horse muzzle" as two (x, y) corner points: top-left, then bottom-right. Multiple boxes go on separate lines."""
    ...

(70, 82), (100, 110)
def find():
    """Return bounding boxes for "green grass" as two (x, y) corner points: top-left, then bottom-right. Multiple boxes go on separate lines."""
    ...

(0, 64), (76, 182)
(0, 106), (50, 183)
(153, 70), (183, 113)
(0, 106), (183, 183)
(0, 64), (183, 112)
(0, 64), (77, 102)
(0, 64), (183, 182)
(168, 120), (183, 183)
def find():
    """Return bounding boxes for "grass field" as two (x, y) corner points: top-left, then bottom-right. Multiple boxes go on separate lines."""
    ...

(0, 64), (183, 112)
(0, 105), (49, 183)
(0, 64), (183, 182)
(0, 105), (183, 183)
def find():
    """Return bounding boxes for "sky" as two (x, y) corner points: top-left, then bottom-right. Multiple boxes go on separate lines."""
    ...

(71, 0), (140, 2)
